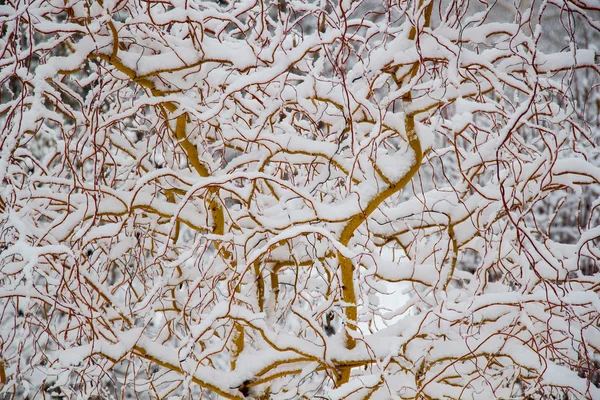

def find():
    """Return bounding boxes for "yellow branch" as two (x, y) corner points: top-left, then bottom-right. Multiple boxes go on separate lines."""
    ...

(0, 360), (6, 388)
(336, 0), (432, 385)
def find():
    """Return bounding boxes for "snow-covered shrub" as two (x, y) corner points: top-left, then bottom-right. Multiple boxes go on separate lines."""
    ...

(1, 0), (599, 398)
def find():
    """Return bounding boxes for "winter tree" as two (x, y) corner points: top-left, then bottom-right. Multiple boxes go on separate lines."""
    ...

(1, 0), (599, 398)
